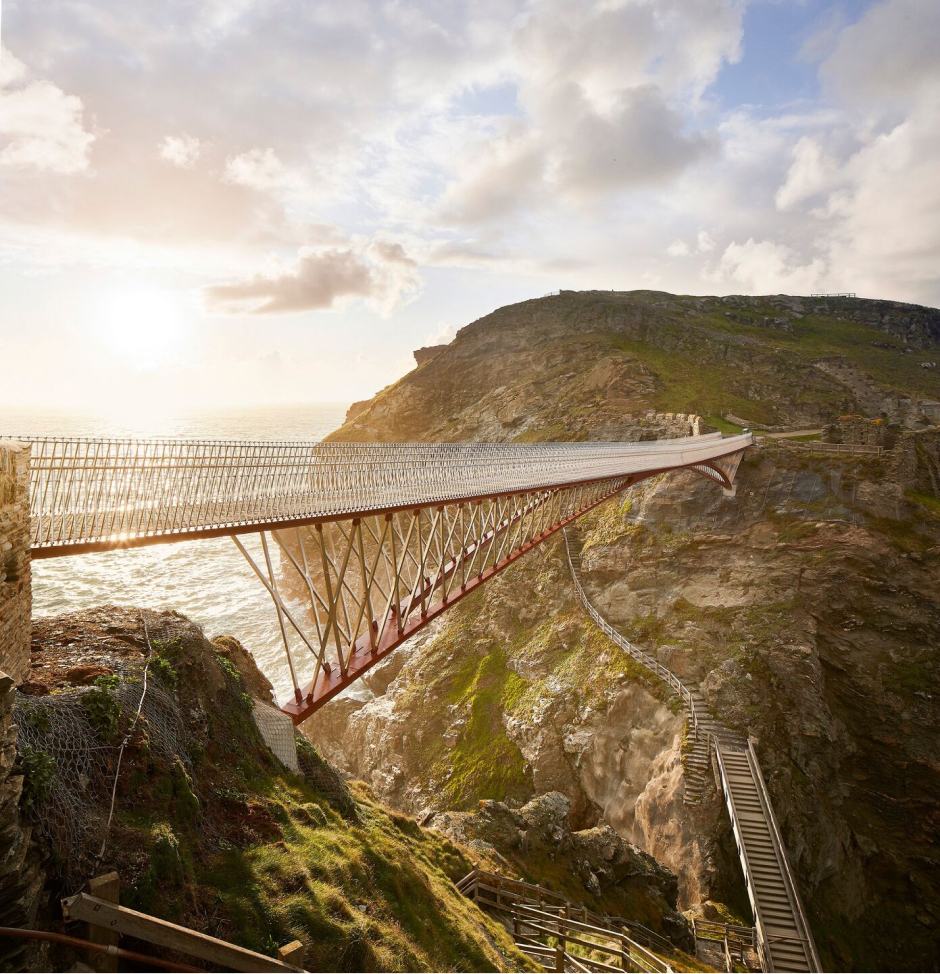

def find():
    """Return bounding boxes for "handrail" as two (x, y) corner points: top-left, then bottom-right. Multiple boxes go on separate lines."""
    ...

(563, 529), (705, 742)
(761, 437), (882, 456)
(712, 742), (773, 973)
(458, 868), (674, 973)
(746, 740), (823, 972)
(564, 530), (820, 973)
(461, 864), (675, 954)
(12, 432), (750, 552)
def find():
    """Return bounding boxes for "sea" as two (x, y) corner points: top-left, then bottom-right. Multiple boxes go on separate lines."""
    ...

(0, 404), (351, 705)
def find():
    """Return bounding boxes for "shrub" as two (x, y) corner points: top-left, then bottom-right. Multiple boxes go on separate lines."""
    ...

(20, 706), (51, 735)
(19, 748), (56, 812)
(83, 687), (123, 741)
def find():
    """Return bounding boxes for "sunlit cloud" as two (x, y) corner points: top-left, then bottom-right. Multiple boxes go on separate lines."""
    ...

(0, 48), (95, 174)
(1, 0), (939, 412)
(203, 239), (422, 315)
(159, 134), (202, 169)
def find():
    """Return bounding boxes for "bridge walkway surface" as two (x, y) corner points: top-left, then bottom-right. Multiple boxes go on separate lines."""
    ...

(564, 529), (821, 973)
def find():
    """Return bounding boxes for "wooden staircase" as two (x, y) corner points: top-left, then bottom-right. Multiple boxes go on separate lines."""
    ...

(457, 868), (677, 973)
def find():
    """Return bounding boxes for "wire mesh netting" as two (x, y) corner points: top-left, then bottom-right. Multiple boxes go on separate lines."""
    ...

(13, 611), (192, 878)
(251, 701), (298, 772)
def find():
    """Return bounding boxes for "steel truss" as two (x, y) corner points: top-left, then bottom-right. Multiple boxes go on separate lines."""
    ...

(234, 449), (746, 723)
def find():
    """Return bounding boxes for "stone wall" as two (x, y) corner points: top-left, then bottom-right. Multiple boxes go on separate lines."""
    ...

(1, 442), (31, 683)
(0, 442), (44, 972)
(625, 411), (713, 439)
(821, 415), (897, 447)
(888, 428), (940, 497)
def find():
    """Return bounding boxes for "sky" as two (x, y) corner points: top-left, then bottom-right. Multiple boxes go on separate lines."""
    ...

(1, 0), (939, 413)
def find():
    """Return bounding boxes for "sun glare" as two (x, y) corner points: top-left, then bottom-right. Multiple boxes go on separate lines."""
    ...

(98, 288), (186, 368)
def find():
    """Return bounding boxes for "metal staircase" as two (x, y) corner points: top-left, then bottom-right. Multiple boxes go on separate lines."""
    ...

(563, 528), (821, 972)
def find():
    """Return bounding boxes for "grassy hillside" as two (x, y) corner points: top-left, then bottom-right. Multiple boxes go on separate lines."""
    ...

(19, 607), (535, 973)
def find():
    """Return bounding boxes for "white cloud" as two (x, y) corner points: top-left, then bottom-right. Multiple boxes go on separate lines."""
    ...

(0, 48), (95, 174)
(425, 320), (459, 346)
(775, 137), (838, 210)
(714, 238), (826, 295)
(203, 238), (421, 315)
(159, 134), (202, 168)
(666, 239), (690, 257)
(223, 147), (287, 190)
(821, 0), (940, 105)
(438, 121), (544, 224)
(696, 229), (715, 253)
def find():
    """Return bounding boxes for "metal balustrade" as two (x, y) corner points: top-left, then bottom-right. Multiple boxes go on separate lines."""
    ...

(12, 432), (748, 556)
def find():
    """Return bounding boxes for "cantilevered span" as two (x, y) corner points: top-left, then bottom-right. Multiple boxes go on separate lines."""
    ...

(13, 432), (750, 720)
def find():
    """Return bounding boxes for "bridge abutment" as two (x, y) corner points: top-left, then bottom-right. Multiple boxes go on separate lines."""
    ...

(0, 441), (43, 971)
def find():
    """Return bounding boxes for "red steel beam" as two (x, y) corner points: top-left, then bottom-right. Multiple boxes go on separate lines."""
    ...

(282, 475), (640, 723)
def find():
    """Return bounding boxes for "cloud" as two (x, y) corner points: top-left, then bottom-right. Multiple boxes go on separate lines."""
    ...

(438, 122), (544, 224)
(159, 135), (202, 168)
(666, 239), (690, 257)
(223, 147), (287, 190)
(203, 239), (421, 315)
(820, 0), (940, 105)
(714, 238), (826, 294)
(549, 83), (716, 198)
(0, 48), (95, 174)
(775, 136), (838, 211)
(425, 320), (459, 346)
(435, 0), (735, 222)
(696, 230), (715, 253)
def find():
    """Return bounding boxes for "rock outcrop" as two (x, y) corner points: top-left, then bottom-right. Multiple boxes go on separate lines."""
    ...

(430, 791), (694, 951)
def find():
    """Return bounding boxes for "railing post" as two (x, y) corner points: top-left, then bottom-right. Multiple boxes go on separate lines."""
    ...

(277, 941), (305, 968)
(555, 943), (565, 973)
(87, 872), (120, 973)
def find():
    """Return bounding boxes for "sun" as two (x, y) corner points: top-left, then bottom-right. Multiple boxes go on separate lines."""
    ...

(97, 287), (187, 368)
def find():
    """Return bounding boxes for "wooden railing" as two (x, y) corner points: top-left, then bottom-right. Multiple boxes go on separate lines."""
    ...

(563, 530), (708, 744)
(760, 437), (882, 456)
(457, 868), (675, 973)
(690, 916), (755, 971)
(61, 873), (305, 972)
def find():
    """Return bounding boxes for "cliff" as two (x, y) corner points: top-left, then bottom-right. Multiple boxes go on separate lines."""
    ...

(330, 290), (940, 443)
(306, 289), (940, 971)
(15, 606), (536, 972)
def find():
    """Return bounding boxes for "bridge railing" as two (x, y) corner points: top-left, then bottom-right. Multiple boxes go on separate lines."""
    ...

(12, 433), (746, 552)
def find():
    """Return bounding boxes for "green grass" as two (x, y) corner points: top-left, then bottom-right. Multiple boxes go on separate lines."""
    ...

(193, 778), (535, 972)
(907, 489), (940, 519)
(116, 760), (535, 972)
(704, 416), (745, 435)
(438, 649), (532, 808)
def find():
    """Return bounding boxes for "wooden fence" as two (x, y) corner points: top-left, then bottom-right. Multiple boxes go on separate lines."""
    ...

(457, 868), (675, 973)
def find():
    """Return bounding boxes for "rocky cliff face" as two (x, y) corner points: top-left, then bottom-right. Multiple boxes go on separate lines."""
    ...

(304, 289), (940, 971)
(330, 290), (940, 443)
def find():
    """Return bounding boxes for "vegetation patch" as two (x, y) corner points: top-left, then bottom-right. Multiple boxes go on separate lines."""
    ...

(438, 649), (532, 808)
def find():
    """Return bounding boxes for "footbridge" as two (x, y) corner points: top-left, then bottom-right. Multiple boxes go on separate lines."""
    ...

(15, 431), (750, 723)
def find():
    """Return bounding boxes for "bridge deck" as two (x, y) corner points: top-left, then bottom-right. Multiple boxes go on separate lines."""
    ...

(10, 432), (751, 556)
(12, 431), (751, 722)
